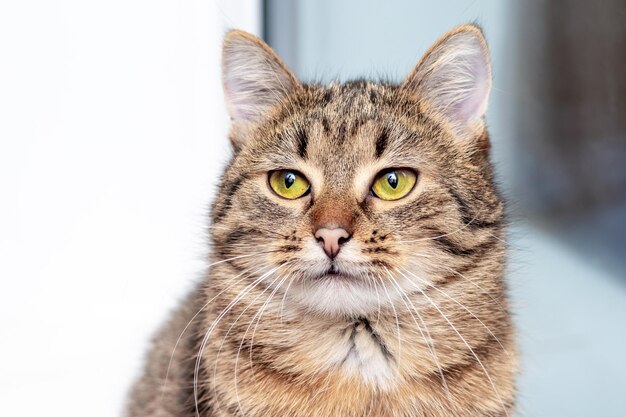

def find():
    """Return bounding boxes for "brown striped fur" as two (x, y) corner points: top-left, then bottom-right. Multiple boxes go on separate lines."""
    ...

(126, 25), (517, 417)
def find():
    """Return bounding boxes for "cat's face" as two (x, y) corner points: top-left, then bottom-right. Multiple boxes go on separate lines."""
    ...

(212, 27), (503, 317)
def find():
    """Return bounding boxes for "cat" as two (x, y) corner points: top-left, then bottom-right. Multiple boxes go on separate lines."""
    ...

(126, 24), (517, 417)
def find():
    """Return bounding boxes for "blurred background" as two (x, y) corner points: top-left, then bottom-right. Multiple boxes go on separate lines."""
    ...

(1, 1), (624, 416)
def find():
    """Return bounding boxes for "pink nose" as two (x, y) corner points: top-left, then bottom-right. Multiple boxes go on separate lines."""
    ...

(314, 227), (351, 259)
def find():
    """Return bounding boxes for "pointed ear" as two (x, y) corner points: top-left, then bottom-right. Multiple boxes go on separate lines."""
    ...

(222, 30), (301, 147)
(402, 25), (492, 141)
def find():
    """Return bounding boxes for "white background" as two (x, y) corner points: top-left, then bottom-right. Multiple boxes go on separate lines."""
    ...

(0, 1), (259, 416)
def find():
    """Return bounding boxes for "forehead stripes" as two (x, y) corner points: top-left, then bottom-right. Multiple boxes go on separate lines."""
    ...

(375, 128), (389, 158)
(296, 128), (308, 159)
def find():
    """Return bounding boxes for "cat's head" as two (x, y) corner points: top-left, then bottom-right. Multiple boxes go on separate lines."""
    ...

(211, 25), (503, 317)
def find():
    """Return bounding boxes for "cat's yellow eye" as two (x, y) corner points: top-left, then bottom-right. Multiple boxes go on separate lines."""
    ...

(371, 169), (417, 201)
(269, 170), (310, 199)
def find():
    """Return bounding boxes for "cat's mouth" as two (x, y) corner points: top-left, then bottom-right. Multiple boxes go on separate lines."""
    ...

(315, 265), (357, 282)
(328, 264), (340, 275)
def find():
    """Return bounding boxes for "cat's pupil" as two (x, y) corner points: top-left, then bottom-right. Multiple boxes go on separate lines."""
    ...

(387, 172), (398, 189)
(284, 172), (296, 188)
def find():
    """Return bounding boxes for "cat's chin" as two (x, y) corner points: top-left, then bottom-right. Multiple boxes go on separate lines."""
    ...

(314, 272), (357, 282)
(289, 273), (391, 317)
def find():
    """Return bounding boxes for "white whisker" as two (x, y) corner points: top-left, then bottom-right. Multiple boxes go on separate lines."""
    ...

(237, 270), (291, 407)
(397, 267), (509, 417)
(400, 267), (508, 354)
(160, 263), (262, 401)
(396, 209), (482, 244)
(375, 273), (402, 360)
(408, 253), (504, 308)
(193, 262), (288, 417)
(383, 267), (452, 401)
(232, 267), (289, 415)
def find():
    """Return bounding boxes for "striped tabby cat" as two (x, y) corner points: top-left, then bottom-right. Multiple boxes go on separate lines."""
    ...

(127, 24), (517, 417)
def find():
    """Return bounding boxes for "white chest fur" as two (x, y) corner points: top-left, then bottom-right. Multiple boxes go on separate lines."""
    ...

(324, 319), (394, 389)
